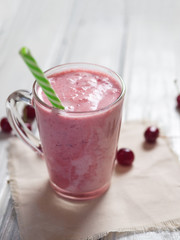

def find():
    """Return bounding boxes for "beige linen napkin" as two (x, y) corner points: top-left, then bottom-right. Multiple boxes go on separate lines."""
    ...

(7, 121), (180, 240)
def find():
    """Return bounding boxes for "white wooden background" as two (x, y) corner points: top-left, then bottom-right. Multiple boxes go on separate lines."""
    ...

(0, 0), (180, 239)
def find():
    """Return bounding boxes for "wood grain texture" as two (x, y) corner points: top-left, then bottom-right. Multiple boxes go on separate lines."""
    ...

(122, 0), (180, 157)
(0, 0), (180, 239)
(0, 198), (20, 240)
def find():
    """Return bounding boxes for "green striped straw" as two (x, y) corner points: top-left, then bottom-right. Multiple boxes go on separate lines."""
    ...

(19, 47), (64, 109)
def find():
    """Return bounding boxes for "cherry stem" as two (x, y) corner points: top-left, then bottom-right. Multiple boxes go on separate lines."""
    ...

(174, 79), (180, 93)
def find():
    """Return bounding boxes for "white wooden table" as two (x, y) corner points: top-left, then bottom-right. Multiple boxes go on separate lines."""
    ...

(0, 0), (180, 239)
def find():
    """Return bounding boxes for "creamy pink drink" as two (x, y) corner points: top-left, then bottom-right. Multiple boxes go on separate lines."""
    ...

(33, 63), (125, 200)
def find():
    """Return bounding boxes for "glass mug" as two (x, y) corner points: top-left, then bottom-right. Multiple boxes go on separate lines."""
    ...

(6, 63), (125, 200)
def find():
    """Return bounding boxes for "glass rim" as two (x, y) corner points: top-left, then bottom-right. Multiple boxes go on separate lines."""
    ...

(32, 62), (126, 114)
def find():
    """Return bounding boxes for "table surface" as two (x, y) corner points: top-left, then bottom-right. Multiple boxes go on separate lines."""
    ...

(0, 0), (180, 239)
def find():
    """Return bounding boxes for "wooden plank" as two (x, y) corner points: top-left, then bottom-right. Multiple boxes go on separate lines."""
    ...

(60, 0), (126, 71)
(122, 0), (180, 156)
(0, 198), (20, 240)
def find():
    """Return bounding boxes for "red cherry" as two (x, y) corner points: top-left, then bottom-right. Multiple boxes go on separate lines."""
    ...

(176, 94), (180, 109)
(117, 148), (135, 166)
(0, 117), (12, 133)
(144, 126), (159, 143)
(23, 105), (35, 122)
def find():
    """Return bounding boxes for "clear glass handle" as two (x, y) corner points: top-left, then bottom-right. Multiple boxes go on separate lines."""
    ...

(6, 90), (43, 155)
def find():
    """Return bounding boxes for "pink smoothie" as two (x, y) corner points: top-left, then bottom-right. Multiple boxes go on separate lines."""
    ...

(34, 67), (124, 199)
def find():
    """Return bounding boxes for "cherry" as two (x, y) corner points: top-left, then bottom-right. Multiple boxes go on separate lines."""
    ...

(144, 126), (159, 143)
(23, 105), (35, 122)
(0, 117), (12, 133)
(176, 94), (180, 109)
(116, 148), (135, 166)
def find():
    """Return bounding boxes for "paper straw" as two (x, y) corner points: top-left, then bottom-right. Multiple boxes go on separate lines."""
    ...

(19, 47), (64, 109)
